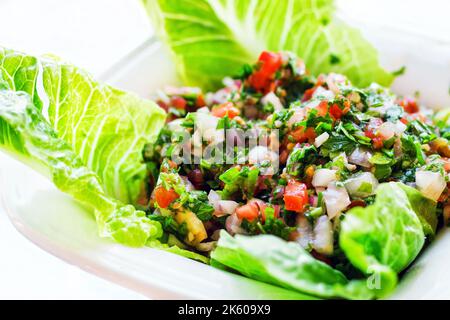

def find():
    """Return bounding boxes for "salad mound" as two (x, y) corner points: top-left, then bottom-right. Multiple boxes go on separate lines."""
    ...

(0, 44), (448, 299)
(143, 51), (449, 298)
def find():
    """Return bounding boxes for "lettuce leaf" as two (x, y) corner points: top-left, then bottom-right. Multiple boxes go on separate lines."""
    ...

(0, 89), (162, 246)
(211, 231), (374, 299)
(398, 183), (437, 237)
(144, 0), (393, 90)
(339, 182), (428, 297)
(0, 47), (166, 204)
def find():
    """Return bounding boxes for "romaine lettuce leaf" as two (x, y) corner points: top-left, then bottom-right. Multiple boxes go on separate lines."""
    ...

(339, 182), (427, 297)
(0, 47), (166, 204)
(211, 231), (374, 299)
(144, 0), (393, 90)
(0, 89), (162, 246)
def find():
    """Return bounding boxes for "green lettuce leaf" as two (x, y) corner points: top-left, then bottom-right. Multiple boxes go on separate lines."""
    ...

(0, 47), (166, 204)
(144, 0), (393, 90)
(398, 183), (437, 237)
(211, 231), (374, 299)
(0, 89), (162, 246)
(339, 182), (427, 297)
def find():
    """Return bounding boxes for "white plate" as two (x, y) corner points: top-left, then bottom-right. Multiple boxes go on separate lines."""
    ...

(2, 32), (450, 299)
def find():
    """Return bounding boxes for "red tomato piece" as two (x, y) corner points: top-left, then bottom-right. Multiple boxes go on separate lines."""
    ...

(372, 136), (384, 149)
(290, 126), (317, 143)
(236, 203), (259, 222)
(248, 51), (282, 93)
(170, 96), (187, 110)
(399, 97), (419, 114)
(329, 101), (350, 120)
(284, 180), (308, 213)
(315, 100), (329, 117)
(154, 186), (179, 209)
(211, 102), (240, 119)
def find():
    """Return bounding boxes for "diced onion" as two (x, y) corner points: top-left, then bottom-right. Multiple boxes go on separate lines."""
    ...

(218, 200), (239, 216)
(261, 92), (283, 111)
(377, 122), (396, 140)
(313, 215), (334, 255)
(248, 146), (278, 165)
(196, 106), (210, 114)
(312, 169), (337, 188)
(314, 132), (329, 148)
(225, 213), (247, 235)
(323, 182), (351, 219)
(349, 148), (373, 168)
(394, 120), (407, 134)
(208, 190), (221, 209)
(287, 108), (307, 128)
(295, 216), (313, 250)
(248, 146), (279, 174)
(312, 86), (335, 99)
(196, 112), (219, 133)
(344, 172), (378, 198)
(167, 119), (184, 132)
(208, 190), (238, 217)
(415, 171), (446, 201)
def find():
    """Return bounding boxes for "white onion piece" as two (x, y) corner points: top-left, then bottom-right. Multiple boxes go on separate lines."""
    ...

(314, 132), (329, 148)
(349, 148), (373, 168)
(415, 171), (446, 201)
(225, 213), (247, 235)
(323, 182), (351, 219)
(313, 215), (334, 255)
(196, 112), (219, 133)
(326, 73), (346, 94)
(203, 128), (225, 144)
(287, 108), (307, 128)
(196, 106), (210, 113)
(208, 190), (221, 210)
(295, 216), (314, 250)
(312, 169), (337, 188)
(261, 92), (283, 111)
(377, 122), (396, 140)
(180, 176), (194, 192)
(338, 152), (356, 171)
(167, 118), (184, 132)
(344, 172), (378, 198)
(248, 146), (279, 174)
(218, 200), (239, 216)
(313, 86), (335, 99)
(394, 120), (407, 135)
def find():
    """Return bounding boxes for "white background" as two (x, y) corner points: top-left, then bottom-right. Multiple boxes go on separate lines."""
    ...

(0, 0), (448, 299)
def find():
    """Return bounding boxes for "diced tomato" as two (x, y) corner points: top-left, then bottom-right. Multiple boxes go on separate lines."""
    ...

(236, 203), (259, 222)
(400, 117), (409, 125)
(302, 86), (316, 102)
(195, 95), (206, 108)
(258, 51), (283, 75)
(290, 126), (316, 143)
(170, 96), (187, 110)
(284, 180), (308, 213)
(329, 100), (350, 120)
(364, 117), (383, 139)
(315, 100), (329, 117)
(211, 102), (240, 119)
(154, 186), (179, 209)
(248, 51), (282, 93)
(372, 136), (384, 149)
(399, 97), (419, 114)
